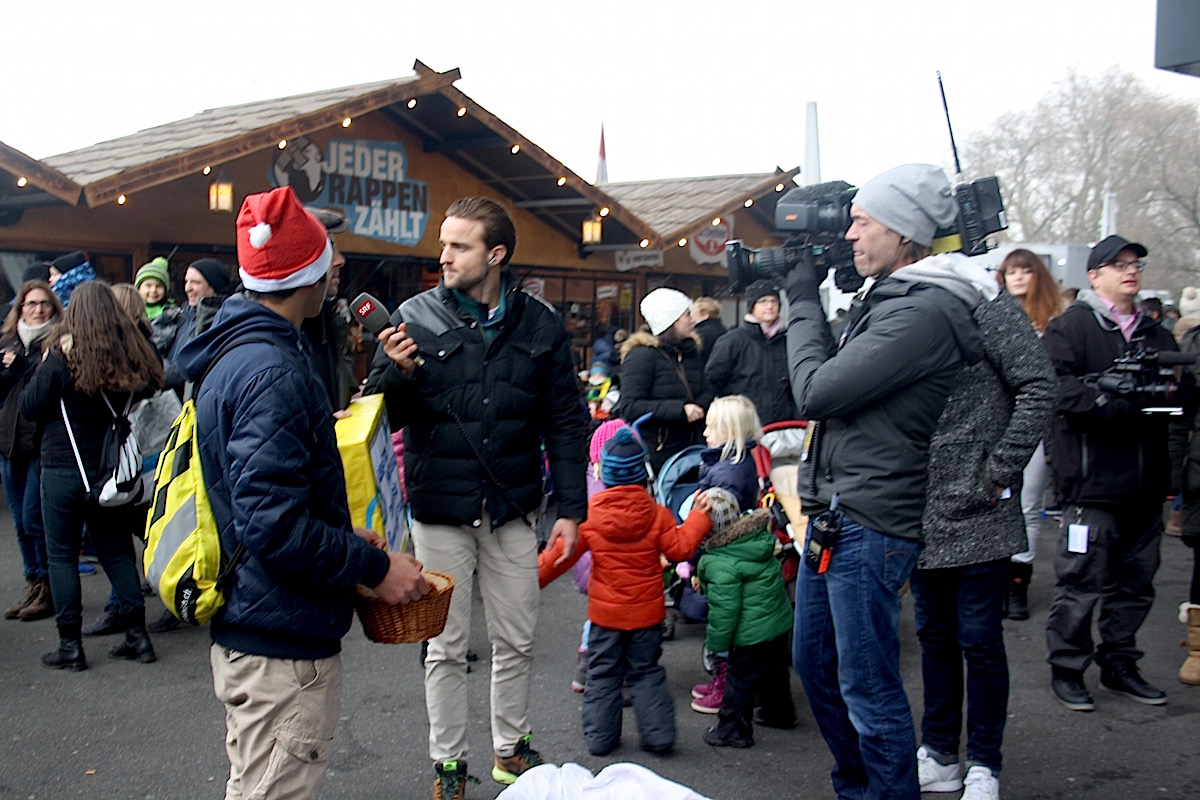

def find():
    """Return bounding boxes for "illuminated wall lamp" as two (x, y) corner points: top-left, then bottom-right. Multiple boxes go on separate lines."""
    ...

(209, 172), (234, 213)
(582, 216), (603, 245)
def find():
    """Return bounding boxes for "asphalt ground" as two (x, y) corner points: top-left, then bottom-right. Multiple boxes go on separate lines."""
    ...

(0, 506), (1196, 799)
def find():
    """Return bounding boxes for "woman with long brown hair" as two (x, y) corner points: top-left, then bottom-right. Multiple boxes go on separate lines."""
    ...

(0, 281), (63, 621)
(996, 249), (1064, 620)
(20, 282), (164, 671)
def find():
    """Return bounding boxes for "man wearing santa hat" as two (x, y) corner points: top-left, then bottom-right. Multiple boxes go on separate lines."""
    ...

(177, 186), (429, 800)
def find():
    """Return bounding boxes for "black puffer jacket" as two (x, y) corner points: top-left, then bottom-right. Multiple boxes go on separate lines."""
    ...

(364, 275), (588, 529)
(1044, 290), (1189, 507)
(693, 317), (726, 366)
(0, 334), (45, 457)
(177, 297), (389, 661)
(618, 331), (714, 473)
(705, 320), (798, 424)
(786, 260), (983, 541)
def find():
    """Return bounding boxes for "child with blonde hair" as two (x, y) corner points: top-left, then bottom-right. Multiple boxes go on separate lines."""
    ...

(690, 395), (765, 714)
(697, 395), (762, 512)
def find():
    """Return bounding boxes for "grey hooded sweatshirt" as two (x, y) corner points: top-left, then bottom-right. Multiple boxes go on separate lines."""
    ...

(786, 252), (984, 541)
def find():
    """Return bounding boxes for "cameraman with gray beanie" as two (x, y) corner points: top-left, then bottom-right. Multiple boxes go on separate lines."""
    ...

(785, 164), (983, 800)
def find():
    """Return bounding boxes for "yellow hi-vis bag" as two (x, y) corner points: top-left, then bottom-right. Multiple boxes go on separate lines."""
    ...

(143, 339), (260, 625)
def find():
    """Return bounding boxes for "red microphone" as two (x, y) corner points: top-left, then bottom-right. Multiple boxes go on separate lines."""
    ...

(351, 292), (424, 367)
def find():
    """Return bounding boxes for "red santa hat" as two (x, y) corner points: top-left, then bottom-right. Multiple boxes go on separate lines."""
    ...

(236, 186), (332, 292)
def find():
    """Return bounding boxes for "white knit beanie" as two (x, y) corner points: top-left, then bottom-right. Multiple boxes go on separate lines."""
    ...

(1179, 287), (1200, 318)
(852, 164), (958, 247)
(640, 288), (692, 336)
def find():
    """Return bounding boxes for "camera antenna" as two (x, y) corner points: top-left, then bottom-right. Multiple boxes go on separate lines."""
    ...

(936, 71), (963, 181)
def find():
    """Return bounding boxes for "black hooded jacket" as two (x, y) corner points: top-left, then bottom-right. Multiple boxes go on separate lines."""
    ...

(1043, 290), (1188, 507)
(786, 265), (984, 541)
(364, 275), (588, 529)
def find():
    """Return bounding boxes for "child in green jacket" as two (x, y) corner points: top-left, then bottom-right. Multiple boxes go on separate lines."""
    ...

(697, 488), (796, 747)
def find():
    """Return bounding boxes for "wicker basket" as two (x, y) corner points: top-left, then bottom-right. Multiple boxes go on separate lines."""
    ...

(355, 570), (455, 644)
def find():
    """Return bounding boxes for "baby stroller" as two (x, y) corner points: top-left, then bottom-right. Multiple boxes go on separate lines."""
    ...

(655, 445), (708, 641)
(755, 420), (809, 603)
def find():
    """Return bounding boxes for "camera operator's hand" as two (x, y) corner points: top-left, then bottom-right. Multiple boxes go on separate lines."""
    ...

(1090, 388), (1136, 419)
(785, 264), (822, 304)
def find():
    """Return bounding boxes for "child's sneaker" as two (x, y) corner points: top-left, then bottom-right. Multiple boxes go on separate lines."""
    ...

(689, 662), (726, 714)
(571, 649), (587, 693)
(491, 734), (544, 785)
(690, 658), (726, 700)
(916, 745), (963, 792)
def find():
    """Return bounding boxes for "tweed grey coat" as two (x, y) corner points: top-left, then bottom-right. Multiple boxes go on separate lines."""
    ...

(918, 291), (1058, 569)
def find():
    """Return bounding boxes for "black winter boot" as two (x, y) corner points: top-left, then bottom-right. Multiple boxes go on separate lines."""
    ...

(81, 602), (121, 636)
(42, 624), (87, 671)
(1007, 562), (1033, 621)
(108, 609), (157, 664)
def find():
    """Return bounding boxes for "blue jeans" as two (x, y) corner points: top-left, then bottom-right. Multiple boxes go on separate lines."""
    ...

(793, 515), (922, 800)
(910, 559), (1009, 773)
(41, 466), (144, 631)
(0, 453), (47, 580)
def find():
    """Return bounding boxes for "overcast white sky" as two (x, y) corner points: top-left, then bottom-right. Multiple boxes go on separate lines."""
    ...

(6, 0), (1200, 188)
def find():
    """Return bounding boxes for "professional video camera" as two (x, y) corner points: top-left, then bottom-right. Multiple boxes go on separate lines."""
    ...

(725, 72), (1008, 298)
(724, 175), (1006, 295)
(1084, 346), (1195, 414)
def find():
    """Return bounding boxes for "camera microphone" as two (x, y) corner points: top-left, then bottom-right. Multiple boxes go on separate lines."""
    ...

(1157, 351), (1195, 367)
(351, 292), (425, 368)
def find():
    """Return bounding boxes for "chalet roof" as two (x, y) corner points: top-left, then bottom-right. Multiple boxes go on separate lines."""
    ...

(42, 78), (409, 187)
(599, 169), (800, 241)
(0, 62), (794, 253)
(0, 61), (659, 249)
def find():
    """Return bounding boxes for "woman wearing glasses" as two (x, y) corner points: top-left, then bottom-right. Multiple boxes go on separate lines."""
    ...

(0, 281), (63, 622)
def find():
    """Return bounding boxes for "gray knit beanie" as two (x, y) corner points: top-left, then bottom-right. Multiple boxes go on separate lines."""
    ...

(852, 164), (957, 247)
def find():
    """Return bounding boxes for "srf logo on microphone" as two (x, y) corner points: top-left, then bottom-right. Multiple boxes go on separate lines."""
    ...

(356, 299), (375, 318)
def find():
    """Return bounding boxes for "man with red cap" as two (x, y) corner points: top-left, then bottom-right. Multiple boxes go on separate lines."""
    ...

(177, 186), (430, 800)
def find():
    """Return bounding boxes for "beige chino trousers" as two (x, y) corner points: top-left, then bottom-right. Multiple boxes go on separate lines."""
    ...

(412, 511), (539, 762)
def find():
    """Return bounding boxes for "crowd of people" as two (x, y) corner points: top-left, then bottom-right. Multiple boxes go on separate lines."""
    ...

(1, 170), (1198, 800)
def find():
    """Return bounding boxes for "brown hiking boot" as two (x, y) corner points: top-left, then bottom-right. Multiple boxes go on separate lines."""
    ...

(4, 578), (37, 619)
(432, 759), (477, 800)
(491, 734), (544, 785)
(18, 579), (54, 621)
(1180, 604), (1200, 686)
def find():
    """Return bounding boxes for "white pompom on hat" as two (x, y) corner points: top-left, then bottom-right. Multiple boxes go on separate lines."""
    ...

(237, 186), (332, 292)
(640, 288), (692, 336)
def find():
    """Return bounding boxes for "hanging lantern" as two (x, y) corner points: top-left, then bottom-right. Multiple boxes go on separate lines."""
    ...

(208, 172), (234, 213)
(582, 215), (602, 245)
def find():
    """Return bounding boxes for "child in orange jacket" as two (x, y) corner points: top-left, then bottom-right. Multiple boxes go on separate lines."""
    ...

(539, 426), (712, 756)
